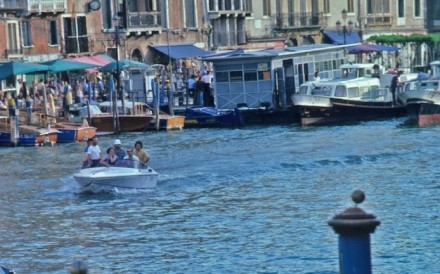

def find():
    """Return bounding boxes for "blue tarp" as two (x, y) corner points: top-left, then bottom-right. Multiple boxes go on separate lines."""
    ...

(323, 31), (361, 45)
(150, 44), (211, 60)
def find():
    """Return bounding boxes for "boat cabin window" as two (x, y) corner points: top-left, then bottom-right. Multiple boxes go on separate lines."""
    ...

(360, 86), (370, 99)
(369, 86), (384, 99)
(311, 85), (332, 96)
(419, 81), (439, 90)
(298, 85), (309, 94)
(347, 87), (359, 98)
(334, 85), (347, 97)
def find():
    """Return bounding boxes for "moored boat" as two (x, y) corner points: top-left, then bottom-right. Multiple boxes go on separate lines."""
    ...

(72, 104), (153, 133)
(292, 63), (404, 126)
(73, 160), (159, 192)
(183, 106), (244, 128)
(399, 78), (440, 126)
(18, 125), (59, 146)
(398, 61), (440, 127)
(52, 122), (97, 143)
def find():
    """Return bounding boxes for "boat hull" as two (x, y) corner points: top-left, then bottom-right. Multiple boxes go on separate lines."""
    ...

(184, 107), (244, 127)
(401, 89), (440, 127)
(298, 99), (405, 126)
(90, 115), (153, 132)
(54, 123), (97, 142)
(73, 166), (158, 192)
(150, 115), (185, 130)
(405, 101), (440, 127)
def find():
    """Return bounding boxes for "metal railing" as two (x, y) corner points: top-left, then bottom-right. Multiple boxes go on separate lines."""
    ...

(0, 0), (25, 10)
(364, 14), (393, 27)
(27, 0), (65, 13)
(128, 11), (162, 28)
(273, 12), (326, 29)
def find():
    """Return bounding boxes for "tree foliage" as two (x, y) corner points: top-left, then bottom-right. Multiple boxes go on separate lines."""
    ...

(367, 33), (440, 45)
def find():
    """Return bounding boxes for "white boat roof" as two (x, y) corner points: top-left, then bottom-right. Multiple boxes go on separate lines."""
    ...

(339, 63), (377, 69)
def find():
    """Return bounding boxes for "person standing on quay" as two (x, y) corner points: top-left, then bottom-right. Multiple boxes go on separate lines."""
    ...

(390, 71), (402, 105)
(201, 71), (213, 107)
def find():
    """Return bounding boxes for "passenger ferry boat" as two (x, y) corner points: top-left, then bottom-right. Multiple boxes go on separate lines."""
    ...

(292, 63), (404, 126)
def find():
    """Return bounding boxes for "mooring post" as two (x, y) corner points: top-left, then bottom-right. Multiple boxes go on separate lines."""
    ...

(328, 190), (381, 274)
(8, 96), (18, 147)
(69, 261), (88, 274)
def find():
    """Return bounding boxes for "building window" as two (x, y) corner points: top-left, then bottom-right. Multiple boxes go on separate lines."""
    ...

(7, 22), (20, 55)
(398, 0), (404, 17)
(367, 0), (390, 14)
(184, 0), (196, 28)
(347, 0), (354, 12)
(414, 0), (421, 17)
(323, 0), (330, 13)
(64, 16), (89, 54)
(21, 21), (32, 47)
(263, 0), (271, 16)
(102, 0), (114, 29)
(48, 20), (59, 45)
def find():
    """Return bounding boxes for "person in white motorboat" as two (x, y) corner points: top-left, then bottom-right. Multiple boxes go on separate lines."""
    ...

(85, 136), (109, 168)
(104, 147), (118, 166)
(133, 140), (150, 164)
(113, 139), (127, 160)
(123, 148), (140, 168)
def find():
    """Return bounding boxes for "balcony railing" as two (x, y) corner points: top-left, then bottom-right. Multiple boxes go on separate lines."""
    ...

(273, 12), (326, 29)
(0, 0), (26, 11)
(128, 11), (162, 29)
(27, 0), (65, 13)
(364, 14), (392, 27)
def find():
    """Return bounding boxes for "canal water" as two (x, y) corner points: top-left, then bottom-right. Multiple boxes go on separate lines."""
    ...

(0, 117), (439, 273)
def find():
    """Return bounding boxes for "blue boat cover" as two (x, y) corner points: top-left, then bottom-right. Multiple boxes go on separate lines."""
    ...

(323, 31), (361, 45)
(150, 44), (211, 60)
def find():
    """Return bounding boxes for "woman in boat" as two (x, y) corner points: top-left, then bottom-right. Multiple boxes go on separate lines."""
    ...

(104, 147), (118, 166)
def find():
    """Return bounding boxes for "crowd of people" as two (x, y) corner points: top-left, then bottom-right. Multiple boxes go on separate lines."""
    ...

(82, 137), (150, 169)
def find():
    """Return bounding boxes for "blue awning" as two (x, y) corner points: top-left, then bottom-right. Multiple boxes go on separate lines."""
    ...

(323, 31), (361, 45)
(150, 44), (211, 60)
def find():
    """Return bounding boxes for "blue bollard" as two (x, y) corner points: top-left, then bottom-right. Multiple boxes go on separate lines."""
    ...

(328, 190), (381, 274)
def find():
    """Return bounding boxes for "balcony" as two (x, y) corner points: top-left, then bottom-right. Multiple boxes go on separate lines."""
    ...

(0, 0), (26, 11)
(127, 11), (162, 31)
(27, 0), (66, 14)
(273, 12), (326, 30)
(364, 14), (392, 27)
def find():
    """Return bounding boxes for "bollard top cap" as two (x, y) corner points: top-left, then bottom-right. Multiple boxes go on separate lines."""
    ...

(328, 190), (381, 235)
(352, 189), (365, 205)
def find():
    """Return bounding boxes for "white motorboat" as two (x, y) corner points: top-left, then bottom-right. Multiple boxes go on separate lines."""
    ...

(73, 160), (158, 192)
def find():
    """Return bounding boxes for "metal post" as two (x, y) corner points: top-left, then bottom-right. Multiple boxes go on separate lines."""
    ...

(112, 16), (121, 134)
(328, 190), (381, 274)
(166, 28), (174, 116)
(343, 26), (347, 45)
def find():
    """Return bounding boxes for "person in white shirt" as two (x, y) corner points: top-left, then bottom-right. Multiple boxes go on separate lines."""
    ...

(201, 71), (213, 106)
(85, 136), (109, 168)
(123, 148), (140, 168)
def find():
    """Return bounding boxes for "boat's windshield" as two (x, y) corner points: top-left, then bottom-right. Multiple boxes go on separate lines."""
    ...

(112, 159), (148, 169)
